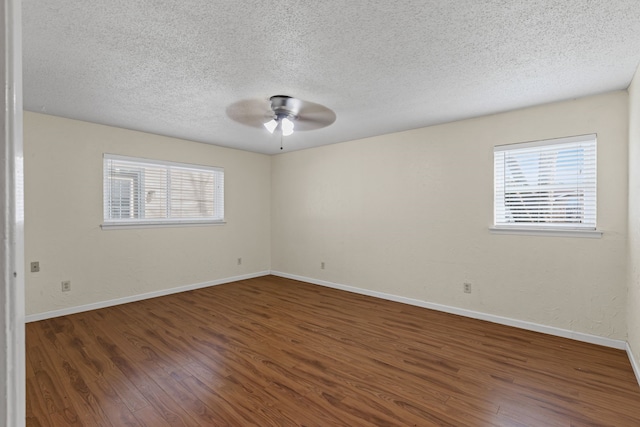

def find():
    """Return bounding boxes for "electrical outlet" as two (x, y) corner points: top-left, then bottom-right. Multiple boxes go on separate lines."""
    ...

(321, 261), (325, 270)
(463, 282), (472, 294)
(237, 257), (242, 265)
(30, 261), (40, 273)
(61, 280), (71, 292)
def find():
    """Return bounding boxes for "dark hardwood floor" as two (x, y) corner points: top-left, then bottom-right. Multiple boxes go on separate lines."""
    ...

(26, 275), (640, 426)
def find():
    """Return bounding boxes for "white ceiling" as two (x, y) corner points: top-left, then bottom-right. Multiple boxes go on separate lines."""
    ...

(23, 1), (640, 155)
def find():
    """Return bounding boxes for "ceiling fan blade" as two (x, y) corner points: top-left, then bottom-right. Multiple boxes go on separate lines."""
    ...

(295, 116), (336, 131)
(226, 98), (273, 129)
(295, 101), (336, 131)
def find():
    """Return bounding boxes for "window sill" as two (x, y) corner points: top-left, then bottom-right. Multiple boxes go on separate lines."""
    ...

(101, 220), (226, 230)
(489, 227), (602, 238)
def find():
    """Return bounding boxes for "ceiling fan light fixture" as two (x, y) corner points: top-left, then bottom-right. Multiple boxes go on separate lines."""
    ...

(264, 115), (295, 136)
(281, 117), (294, 136)
(264, 118), (278, 133)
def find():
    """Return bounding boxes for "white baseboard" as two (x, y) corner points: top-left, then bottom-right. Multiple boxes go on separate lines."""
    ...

(271, 271), (627, 351)
(25, 271), (271, 323)
(628, 342), (640, 388)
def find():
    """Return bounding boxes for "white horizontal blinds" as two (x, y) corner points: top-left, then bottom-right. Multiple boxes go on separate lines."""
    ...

(104, 157), (162, 220)
(104, 154), (224, 223)
(494, 134), (596, 229)
(143, 164), (169, 219)
(169, 166), (224, 219)
(213, 170), (224, 220)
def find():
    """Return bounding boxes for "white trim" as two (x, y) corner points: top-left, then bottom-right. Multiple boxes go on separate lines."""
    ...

(271, 271), (627, 350)
(101, 220), (226, 230)
(25, 271), (270, 323)
(489, 227), (603, 238)
(494, 133), (597, 151)
(627, 342), (640, 388)
(1, 0), (24, 425)
(103, 153), (224, 173)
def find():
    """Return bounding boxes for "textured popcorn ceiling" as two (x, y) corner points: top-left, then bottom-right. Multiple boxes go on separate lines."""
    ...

(23, 1), (640, 154)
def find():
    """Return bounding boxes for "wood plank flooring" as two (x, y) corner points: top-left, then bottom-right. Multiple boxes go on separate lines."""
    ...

(26, 275), (640, 426)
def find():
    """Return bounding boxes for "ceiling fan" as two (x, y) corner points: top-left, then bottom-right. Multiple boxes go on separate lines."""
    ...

(227, 95), (336, 140)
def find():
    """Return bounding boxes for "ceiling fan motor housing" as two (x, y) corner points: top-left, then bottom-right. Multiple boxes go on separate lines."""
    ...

(270, 95), (301, 120)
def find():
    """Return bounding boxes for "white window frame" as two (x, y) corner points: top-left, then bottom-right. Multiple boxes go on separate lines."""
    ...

(102, 154), (225, 229)
(490, 134), (601, 238)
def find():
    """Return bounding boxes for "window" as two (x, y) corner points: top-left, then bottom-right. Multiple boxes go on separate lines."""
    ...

(103, 154), (224, 228)
(493, 134), (597, 235)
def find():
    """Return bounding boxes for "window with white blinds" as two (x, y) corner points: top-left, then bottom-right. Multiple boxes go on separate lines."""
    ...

(103, 154), (224, 227)
(493, 134), (596, 231)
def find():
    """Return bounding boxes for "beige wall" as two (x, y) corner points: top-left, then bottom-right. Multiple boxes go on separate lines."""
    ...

(272, 91), (629, 340)
(24, 112), (271, 316)
(25, 91), (632, 343)
(628, 67), (640, 370)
